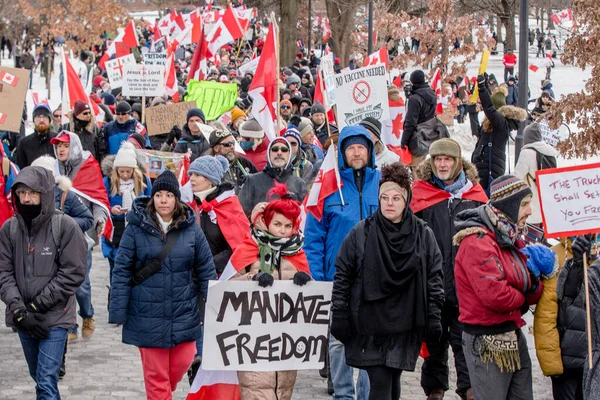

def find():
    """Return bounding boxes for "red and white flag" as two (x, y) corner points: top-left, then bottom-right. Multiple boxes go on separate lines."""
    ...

(248, 22), (279, 141)
(0, 70), (19, 87)
(233, 6), (255, 32)
(381, 97), (405, 147)
(206, 5), (244, 56)
(363, 47), (389, 69)
(170, 12), (187, 39)
(187, 25), (210, 83)
(0, 112), (6, 124)
(205, 0), (213, 12)
(304, 146), (343, 221)
(431, 68), (444, 115)
(187, 367), (240, 400)
(171, 10), (202, 51)
(61, 52), (101, 122)
(164, 54), (179, 102)
(157, 11), (177, 36)
(551, 8), (573, 25)
(529, 54), (553, 72)
(122, 20), (140, 48)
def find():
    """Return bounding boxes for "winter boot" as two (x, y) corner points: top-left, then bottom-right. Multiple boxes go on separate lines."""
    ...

(427, 388), (445, 400)
(59, 340), (67, 379)
(82, 318), (95, 338)
(466, 388), (474, 400)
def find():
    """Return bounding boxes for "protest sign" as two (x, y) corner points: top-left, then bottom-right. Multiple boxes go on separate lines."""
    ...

(238, 57), (260, 76)
(333, 64), (390, 129)
(0, 66), (29, 133)
(122, 64), (165, 97)
(537, 163), (600, 238)
(203, 280), (332, 372)
(538, 119), (568, 147)
(105, 54), (136, 89)
(185, 80), (238, 121)
(143, 52), (167, 67)
(145, 101), (196, 136)
(320, 53), (336, 106)
(139, 149), (187, 179)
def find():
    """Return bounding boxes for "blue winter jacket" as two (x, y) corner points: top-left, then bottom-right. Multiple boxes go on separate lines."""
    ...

(304, 126), (381, 282)
(101, 175), (153, 259)
(102, 118), (150, 155)
(542, 82), (555, 99)
(55, 186), (94, 232)
(108, 196), (217, 348)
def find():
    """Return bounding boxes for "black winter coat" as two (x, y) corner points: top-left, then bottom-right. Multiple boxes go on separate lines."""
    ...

(332, 213), (444, 370)
(224, 155), (258, 193)
(238, 166), (308, 216)
(15, 130), (57, 169)
(63, 118), (105, 162)
(472, 84), (526, 191)
(173, 124), (210, 162)
(401, 84), (437, 151)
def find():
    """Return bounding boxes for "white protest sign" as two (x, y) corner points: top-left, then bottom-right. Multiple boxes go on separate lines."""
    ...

(143, 52), (167, 67)
(122, 64), (165, 97)
(203, 280), (332, 372)
(105, 54), (136, 89)
(537, 163), (600, 238)
(320, 53), (336, 106)
(333, 64), (390, 129)
(538, 119), (567, 147)
(238, 56), (260, 76)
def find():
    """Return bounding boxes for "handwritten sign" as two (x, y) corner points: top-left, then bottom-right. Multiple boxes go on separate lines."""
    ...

(145, 101), (196, 136)
(320, 53), (336, 107)
(333, 64), (390, 130)
(203, 280), (332, 372)
(184, 80), (238, 121)
(143, 52), (167, 67)
(238, 56), (260, 76)
(105, 54), (136, 89)
(122, 64), (165, 97)
(537, 163), (600, 237)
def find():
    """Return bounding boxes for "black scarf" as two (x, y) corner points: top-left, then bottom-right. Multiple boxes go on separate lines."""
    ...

(359, 207), (427, 335)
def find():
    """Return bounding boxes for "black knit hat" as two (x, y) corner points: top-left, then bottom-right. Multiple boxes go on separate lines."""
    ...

(359, 117), (382, 139)
(187, 108), (206, 124)
(116, 101), (131, 114)
(311, 101), (326, 115)
(489, 175), (533, 224)
(152, 170), (181, 199)
(410, 70), (426, 85)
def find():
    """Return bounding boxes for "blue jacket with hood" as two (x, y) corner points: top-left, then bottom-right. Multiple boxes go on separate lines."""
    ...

(304, 125), (381, 282)
(102, 118), (150, 155)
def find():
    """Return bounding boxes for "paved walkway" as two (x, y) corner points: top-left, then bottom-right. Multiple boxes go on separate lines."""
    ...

(0, 249), (553, 399)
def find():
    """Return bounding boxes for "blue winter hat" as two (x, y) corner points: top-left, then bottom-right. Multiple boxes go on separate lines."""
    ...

(152, 170), (181, 199)
(187, 108), (206, 124)
(283, 128), (302, 145)
(101, 92), (116, 105)
(32, 103), (52, 121)
(188, 155), (229, 186)
(341, 132), (370, 152)
(520, 244), (558, 279)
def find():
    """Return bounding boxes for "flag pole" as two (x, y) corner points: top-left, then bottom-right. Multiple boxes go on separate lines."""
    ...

(271, 13), (281, 136)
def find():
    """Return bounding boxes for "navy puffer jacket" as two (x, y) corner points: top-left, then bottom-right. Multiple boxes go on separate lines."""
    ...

(108, 196), (217, 348)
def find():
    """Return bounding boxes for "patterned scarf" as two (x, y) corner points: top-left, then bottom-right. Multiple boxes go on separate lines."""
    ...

(433, 170), (467, 195)
(251, 226), (304, 275)
(485, 204), (521, 246)
(478, 331), (521, 373)
(120, 180), (135, 225)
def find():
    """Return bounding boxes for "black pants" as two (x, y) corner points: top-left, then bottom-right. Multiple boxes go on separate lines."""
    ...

(365, 365), (402, 400)
(421, 303), (471, 397)
(504, 67), (514, 83)
(551, 368), (584, 400)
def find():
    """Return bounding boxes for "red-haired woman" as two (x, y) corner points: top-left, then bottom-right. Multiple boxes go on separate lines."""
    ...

(230, 182), (312, 400)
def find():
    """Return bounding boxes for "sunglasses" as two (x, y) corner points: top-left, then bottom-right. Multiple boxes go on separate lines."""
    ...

(220, 142), (235, 148)
(280, 105), (291, 110)
(240, 137), (255, 142)
(116, 112), (129, 116)
(289, 142), (298, 147)
(53, 114), (61, 118)
(81, 111), (91, 116)
(271, 146), (289, 153)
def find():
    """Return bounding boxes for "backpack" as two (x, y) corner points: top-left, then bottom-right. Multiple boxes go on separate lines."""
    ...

(7, 212), (64, 255)
(527, 148), (557, 184)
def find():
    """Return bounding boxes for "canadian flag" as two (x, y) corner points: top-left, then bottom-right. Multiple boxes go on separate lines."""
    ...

(321, 16), (331, 41)
(205, 0), (213, 12)
(0, 112), (6, 124)
(529, 54), (553, 72)
(233, 6), (255, 32)
(122, 20), (140, 48)
(61, 52), (101, 124)
(363, 47), (389, 69)
(171, 10), (202, 51)
(187, 25), (210, 83)
(304, 145), (343, 221)
(157, 11), (177, 36)
(170, 12), (186, 39)
(98, 29), (130, 69)
(431, 68), (444, 115)
(164, 54), (179, 102)
(206, 5), (245, 56)
(381, 97), (405, 147)
(248, 22), (279, 141)
(551, 8), (573, 25)
(0, 70), (19, 87)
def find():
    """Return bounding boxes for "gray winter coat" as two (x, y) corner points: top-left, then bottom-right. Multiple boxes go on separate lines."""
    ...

(0, 167), (87, 329)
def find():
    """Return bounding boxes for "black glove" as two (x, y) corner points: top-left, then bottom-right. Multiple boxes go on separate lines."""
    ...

(330, 311), (352, 344)
(25, 300), (46, 314)
(167, 125), (182, 146)
(13, 308), (49, 340)
(526, 269), (540, 294)
(426, 319), (443, 343)
(293, 271), (311, 286)
(253, 272), (274, 288)
(572, 236), (592, 265)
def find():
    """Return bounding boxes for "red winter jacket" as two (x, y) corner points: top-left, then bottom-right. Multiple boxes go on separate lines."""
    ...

(503, 54), (517, 68)
(243, 138), (270, 171)
(454, 209), (542, 335)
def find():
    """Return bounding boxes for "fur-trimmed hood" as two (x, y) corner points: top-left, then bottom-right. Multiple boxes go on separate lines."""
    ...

(56, 175), (73, 192)
(101, 149), (147, 176)
(452, 207), (494, 246)
(497, 105), (528, 121)
(66, 112), (97, 133)
(415, 157), (480, 185)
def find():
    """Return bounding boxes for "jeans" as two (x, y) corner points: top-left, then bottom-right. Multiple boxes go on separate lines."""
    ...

(195, 325), (204, 358)
(29, 68), (33, 89)
(329, 334), (370, 400)
(70, 250), (94, 333)
(19, 328), (68, 400)
(504, 67), (514, 83)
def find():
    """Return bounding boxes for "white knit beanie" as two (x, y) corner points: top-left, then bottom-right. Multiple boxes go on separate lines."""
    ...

(114, 141), (138, 169)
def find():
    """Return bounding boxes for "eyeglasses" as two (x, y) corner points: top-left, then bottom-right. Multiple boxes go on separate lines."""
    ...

(289, 142), (298, 147)
(380, 195), (406, 204)
(220, 142), (235, 148)
(116, 112), (129, 116)
(271, 146), (289, 153)
(280, 105), (291, 110)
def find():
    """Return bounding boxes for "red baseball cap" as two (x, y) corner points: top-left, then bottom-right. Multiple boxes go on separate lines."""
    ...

(50, 132), (71, 145)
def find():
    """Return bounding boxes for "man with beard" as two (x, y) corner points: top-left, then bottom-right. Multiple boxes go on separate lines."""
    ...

(283, 128), (314, 182)
(206, 128), (257, 193)
(238, 137), (307, 216)
(63, 100), (105, 162)
(16, 104), (57, 169)
(280, 99), (293, 124)
(311, 101), (338, 148)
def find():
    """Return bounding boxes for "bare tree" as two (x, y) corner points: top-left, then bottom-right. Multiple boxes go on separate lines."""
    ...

(457, 0), (518, 50)
(326, 0), (362, 65)
(280, 0), (301, 66)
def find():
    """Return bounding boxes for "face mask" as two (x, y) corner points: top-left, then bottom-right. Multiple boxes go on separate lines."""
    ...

(240, 141), (254, 151)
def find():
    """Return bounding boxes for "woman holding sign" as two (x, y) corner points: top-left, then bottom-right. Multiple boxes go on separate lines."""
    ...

(331, 163), (444, 400)
(230, 182), (312, 400)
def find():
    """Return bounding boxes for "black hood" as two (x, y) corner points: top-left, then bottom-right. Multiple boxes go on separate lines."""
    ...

(11, 166), (56, 236)
(412, 84), (437, 105)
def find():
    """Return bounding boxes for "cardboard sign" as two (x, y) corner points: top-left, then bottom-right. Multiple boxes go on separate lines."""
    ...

(185, 80), (238, 121)
(145, 101), (196, 136)
(238, 56), (260, 76)
(105, 54), (136, 89)
(139, 149), (187, 179)
(537, 163), (600, 238)
(122, 64), (165, 97)
(0, 67), (29, 133)
(203, 280), (332, 372)
(333, 64), (390, 129)
(143, 52), (167, 66)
